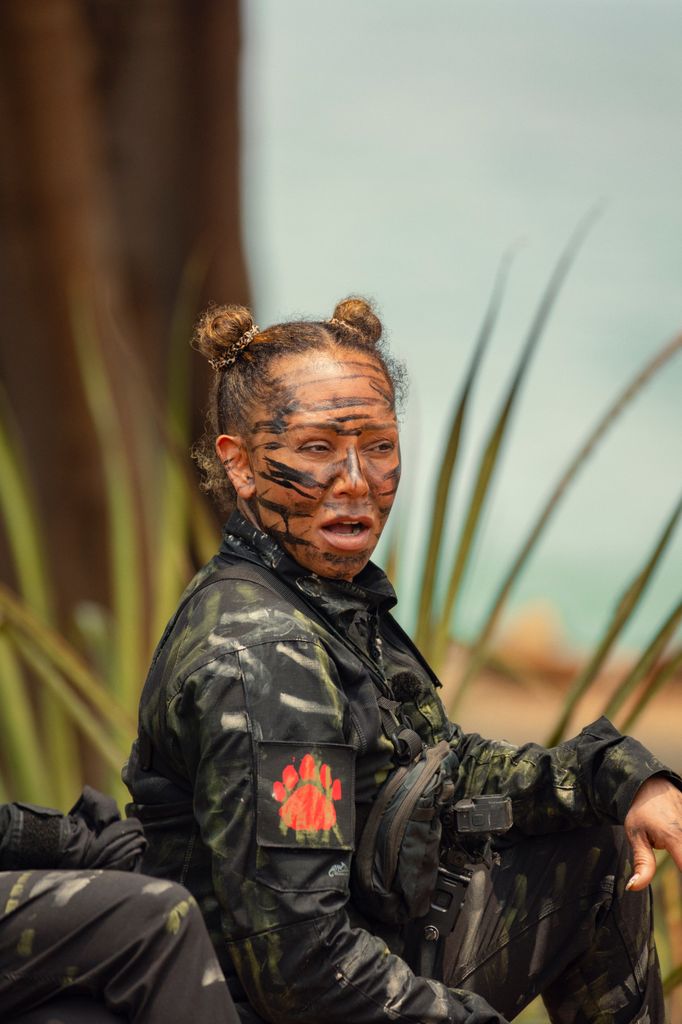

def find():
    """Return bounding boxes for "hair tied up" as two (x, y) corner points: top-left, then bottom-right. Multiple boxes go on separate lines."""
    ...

(327, 317), (349, 329)
(209, 323), (261, 372)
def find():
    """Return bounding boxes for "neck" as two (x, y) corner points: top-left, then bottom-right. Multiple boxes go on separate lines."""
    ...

(236, 497), (261, 531)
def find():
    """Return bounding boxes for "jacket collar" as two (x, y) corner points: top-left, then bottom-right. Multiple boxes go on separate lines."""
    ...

(219, 511), (398, 618)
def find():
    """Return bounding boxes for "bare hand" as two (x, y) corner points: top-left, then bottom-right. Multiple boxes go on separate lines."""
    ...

(623, 775), (682, 891)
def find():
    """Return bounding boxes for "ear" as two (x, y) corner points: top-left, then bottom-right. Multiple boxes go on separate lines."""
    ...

(215, 435), (255, 500)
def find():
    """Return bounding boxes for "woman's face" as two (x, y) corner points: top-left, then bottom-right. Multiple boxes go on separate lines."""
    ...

(217, 351), (401, 580)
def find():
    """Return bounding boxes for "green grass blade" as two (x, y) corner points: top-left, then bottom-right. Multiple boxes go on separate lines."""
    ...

(620, 647), (682, 734)
(0, 633), (53, 803)
(546, 495), (682, 746)
(10, 632), (129, 780)
(168, 245), (210, 441)
(72, 600), (115, 681)
(151, 444), (191, 643)
(647, 854), (677, 996)
(432, 209), (600, 670)
(152, 250), (208, 639)
(189, 490), (222, 565)
(0, 385), (80, 804)
(70, 293), (145, 709)
(381, 512), (402, 589)
(0, 582), (135, 736)
(459, 331), (682, 699)
(664, 964), (682, 995)
(39, 694), (82, 808)
(660, 858), (682, 1000)
(603, 598), (682, 723)
(0, 385), (56, 620)
(414, 250), (514, 653)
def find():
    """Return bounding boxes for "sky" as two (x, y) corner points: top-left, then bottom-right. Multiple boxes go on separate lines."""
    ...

(239, 0), (682, 653)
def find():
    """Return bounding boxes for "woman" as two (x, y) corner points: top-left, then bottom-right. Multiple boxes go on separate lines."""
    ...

(125, 297), (682, 1024)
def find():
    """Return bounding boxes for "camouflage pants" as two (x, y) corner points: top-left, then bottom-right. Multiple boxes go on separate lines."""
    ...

(440, 824), (663, 1023)
(0, 868), (239, 1023)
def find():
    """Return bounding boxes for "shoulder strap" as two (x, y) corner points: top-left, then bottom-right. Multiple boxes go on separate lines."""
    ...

(158, 556), (438, 698)
(138, 556), (379, 779)
(213, 557), (395, 694)
(145, 556), (320, 673)
(138, 555), (428, 778)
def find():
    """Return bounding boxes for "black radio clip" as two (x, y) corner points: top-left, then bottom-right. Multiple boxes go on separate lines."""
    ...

(420, 795), (513, 949)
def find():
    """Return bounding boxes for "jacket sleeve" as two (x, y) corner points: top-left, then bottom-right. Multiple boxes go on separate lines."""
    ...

(173, 636), (508, 1024)
(445, 714), (682, 833)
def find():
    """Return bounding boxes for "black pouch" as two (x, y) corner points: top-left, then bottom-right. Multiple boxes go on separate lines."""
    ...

(352, 740), (455, 924)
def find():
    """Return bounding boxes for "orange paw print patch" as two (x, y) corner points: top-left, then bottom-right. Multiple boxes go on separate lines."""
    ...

(257, 742), (354, 849)
(273, 753), (342, 831)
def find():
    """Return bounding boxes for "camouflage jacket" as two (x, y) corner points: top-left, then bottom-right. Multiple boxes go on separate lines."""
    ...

(124, 512), (676, 1024)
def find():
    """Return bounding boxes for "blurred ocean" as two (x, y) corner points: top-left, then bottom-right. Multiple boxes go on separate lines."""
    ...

(240, 0), (682, 653)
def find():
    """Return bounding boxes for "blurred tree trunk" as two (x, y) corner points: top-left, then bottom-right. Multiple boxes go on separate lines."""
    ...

(0, 0), (248, 617)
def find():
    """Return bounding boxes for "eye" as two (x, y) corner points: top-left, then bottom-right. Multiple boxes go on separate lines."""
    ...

(367, 439), (395, 454)
(298, 440), (332, 454)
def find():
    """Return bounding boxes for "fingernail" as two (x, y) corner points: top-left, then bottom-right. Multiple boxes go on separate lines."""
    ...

(625, 873), (640, 891)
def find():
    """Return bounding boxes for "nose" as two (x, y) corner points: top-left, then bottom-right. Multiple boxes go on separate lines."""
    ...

(331, 446), (370, 498)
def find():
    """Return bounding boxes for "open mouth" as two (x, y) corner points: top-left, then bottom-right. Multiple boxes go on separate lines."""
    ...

(325, 522), (365, 535)
(320, 517), (373, 551)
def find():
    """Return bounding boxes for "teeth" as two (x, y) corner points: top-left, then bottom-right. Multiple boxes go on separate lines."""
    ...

(328, 521), (363, 534)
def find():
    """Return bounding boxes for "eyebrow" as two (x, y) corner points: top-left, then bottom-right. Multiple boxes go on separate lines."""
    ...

(251, 440), (285, 450)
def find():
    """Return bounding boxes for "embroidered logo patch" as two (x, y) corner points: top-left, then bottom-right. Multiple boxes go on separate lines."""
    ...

(257, 741), (355, 849)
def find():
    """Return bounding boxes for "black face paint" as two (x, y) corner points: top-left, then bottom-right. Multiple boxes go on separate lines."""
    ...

(252, 440), (285, 451)
(255, 495), (314, 548)
(369, 377), (394, 405)
(274, 364), (390, 393)
(235, 353), (401, 580)
(377, 463), (402, 500)
(255, 496), (313, 521)
(259, 457), (326, 497)
(328, 413), (374, 423)
(299, 395), (387, 413)
(262, 524), (312, 548)
(288, 418), (397, 437)
(252, 414), (290, 435)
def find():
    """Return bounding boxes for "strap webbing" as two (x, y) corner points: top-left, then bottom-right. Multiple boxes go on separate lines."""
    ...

(139, 555), (432, 777)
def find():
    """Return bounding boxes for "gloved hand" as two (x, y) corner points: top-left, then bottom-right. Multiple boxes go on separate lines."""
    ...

(0, 785), (147, 872)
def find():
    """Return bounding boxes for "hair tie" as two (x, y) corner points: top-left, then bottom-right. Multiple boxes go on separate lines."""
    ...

(209, 323), (260, 372)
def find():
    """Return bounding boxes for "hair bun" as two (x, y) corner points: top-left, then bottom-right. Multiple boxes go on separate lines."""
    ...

(192, 304), (255, 365)
(331, 296), (382, 346)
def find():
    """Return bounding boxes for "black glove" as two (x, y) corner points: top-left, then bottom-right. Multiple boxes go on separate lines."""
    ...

(0, 785), (146, 872)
